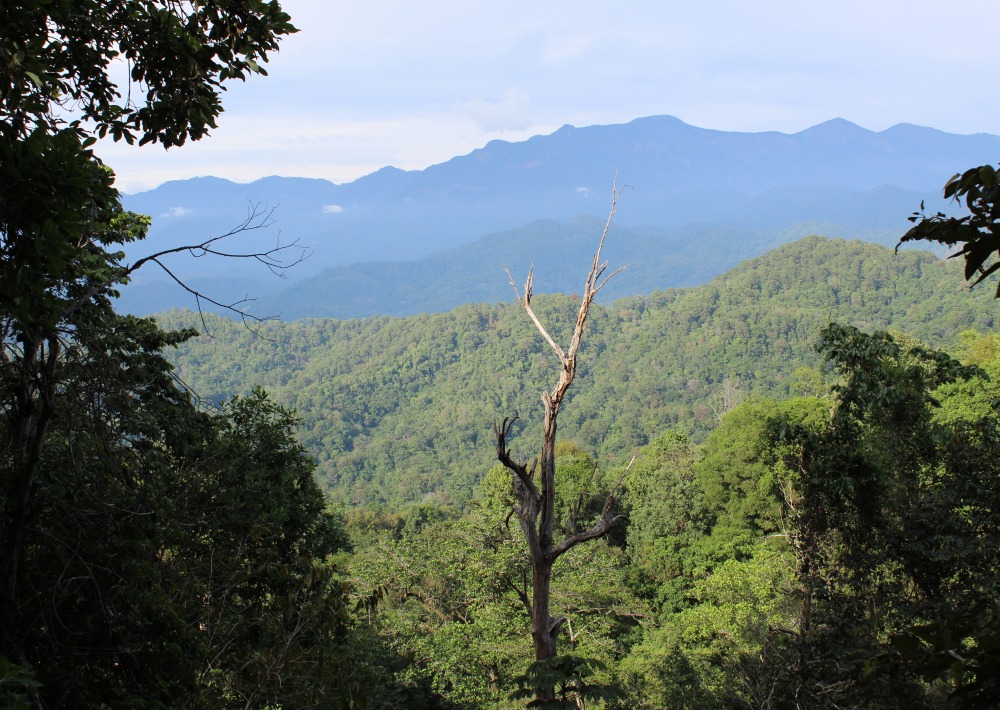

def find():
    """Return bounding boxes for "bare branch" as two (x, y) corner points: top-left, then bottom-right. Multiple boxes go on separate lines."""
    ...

(127, 205), (307, 277)
(549, 455), (634, 562)
(566, 180), (630, 365)
(592, 264), (629, 299)
(494, 415), (540, 500)
(585, 179), (626, 294)
(503, 263), (568, 364)
(62, 203), (309, 333)
(144, 257), (277, 338)
(547, 512), (622, 563)
(502, 262), (524, 301)
(502, 573), (532, 620)
(493, 177), (629, 681)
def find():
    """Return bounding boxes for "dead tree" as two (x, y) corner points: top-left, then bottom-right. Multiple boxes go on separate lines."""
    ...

(494, 185), (628, 676)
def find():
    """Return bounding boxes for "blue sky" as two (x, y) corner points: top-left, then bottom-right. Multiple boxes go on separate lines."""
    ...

(99, 0), (1000, 193)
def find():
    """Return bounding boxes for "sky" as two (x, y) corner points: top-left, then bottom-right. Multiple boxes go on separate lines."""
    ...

(98, 0), (1000, 194)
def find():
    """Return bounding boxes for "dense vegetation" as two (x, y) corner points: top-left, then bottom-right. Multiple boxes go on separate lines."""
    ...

(162, 237), (996, 506)
(4, 2), (1000, 706)
(330, 325), (1000, 708)
(8, 175), (1000, 707)
(153, 230), (1000, 707)
(0, 2), (364, 706)
(155, 232), (1000, 707)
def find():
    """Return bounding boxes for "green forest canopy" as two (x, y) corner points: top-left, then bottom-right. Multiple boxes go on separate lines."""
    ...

(162, 236), (996, 506)
(5, 0), (1000, 705)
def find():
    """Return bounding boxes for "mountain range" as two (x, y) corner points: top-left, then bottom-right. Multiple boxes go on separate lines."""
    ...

(116, 116), (1000, 319)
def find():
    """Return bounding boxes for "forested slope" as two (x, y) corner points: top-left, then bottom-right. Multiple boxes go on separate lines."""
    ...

(162, 237), (996, 505)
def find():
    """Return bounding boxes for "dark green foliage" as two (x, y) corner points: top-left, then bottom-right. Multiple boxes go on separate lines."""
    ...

(2, 311), (355, 706)
(171, 390), (353, 707)
(0, 0), (296, 146)
(695, 397), (828, 566)
(891, 601), (1000, 709)
(1, 0), (296, 332)
(767, 324), (1000, 706)
(4, 315), (202, 705)
(606, 322), (1000, 708)
(901, 164), (1000, 295)
(0, 656), (42, 710)
(0, 3), (362, 706)
(511, 655), (619, 708)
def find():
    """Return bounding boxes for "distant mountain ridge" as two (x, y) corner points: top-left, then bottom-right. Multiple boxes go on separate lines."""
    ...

(116, 115), (1000, 318)
(252, 218), (905, 320)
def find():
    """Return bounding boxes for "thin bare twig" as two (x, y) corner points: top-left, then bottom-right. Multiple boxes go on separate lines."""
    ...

(63, 203), (309, 336)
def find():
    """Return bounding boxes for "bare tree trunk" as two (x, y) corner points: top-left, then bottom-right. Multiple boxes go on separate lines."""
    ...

(531, 558), (556, 659)
(709, 374), (743, 423)
(495, 183), (630, 702)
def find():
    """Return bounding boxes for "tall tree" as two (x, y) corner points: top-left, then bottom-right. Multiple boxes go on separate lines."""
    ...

(772, 324), (999, 706)
(176, 390), (352, 707)
(494, 186), (630, 700)
(0, 3), (337, 704)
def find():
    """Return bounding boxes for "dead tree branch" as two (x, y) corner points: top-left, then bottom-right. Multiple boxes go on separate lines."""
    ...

(493, 180), (628, 698)
(494, 415), (540, 501)
(550, 455), (634, 561)
(64, 203), (309, 333)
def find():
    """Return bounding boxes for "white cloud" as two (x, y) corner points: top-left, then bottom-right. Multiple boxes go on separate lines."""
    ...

(160, 206), (192, 217)
(456, 89), (532, 133)
(322, 204), (344, 214)
(576, 187), (591, 197)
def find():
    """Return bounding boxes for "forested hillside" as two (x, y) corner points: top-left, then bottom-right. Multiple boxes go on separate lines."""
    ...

(341, 325), (1000, 707)
(11, 0), (1000, 706)
(163, 236), (996, 506)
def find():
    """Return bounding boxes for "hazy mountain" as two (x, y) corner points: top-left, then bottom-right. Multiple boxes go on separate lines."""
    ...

(252, 218), (905, 320)
(117, 116), (998, 318)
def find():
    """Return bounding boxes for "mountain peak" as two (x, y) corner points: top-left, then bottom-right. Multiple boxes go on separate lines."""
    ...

(796, 118), (870, 136)
(625, 114), (688, 128)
